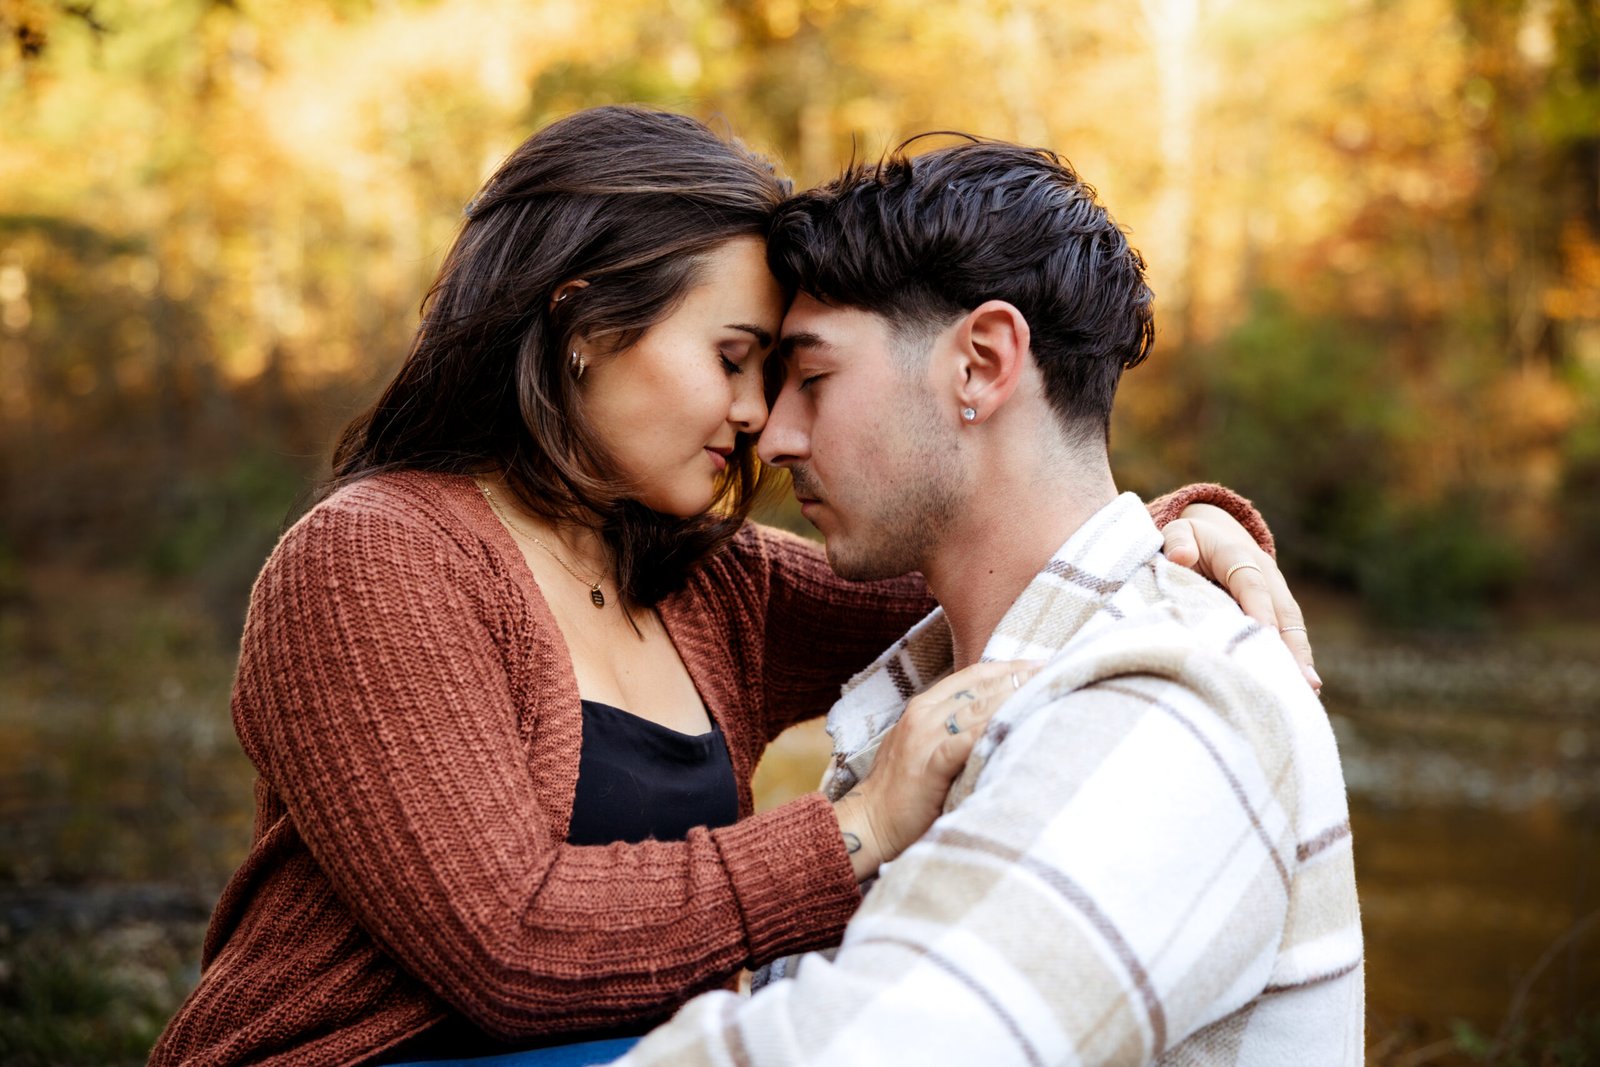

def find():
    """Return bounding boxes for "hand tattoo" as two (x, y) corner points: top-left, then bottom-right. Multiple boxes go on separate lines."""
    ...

(842, 831), (862, 855)
(953, 689), (977, 701)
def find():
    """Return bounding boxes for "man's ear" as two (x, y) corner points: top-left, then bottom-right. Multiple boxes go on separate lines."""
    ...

(949, 300), (1030, 424)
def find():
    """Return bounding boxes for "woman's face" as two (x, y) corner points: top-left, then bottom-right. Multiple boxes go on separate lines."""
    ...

(581, 236), (783, 518)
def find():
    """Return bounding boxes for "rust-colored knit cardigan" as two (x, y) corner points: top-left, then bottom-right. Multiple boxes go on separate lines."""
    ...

(150, 472), (1265, 1066)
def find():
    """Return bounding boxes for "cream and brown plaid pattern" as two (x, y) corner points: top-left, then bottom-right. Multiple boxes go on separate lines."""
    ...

(616, 493), (1363, 1067)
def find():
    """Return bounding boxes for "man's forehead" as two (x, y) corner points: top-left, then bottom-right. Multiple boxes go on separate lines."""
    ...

(777, 294), (883, 358)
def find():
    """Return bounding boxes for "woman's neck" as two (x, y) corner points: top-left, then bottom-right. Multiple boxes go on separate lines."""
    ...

(476, 477), (614, 585)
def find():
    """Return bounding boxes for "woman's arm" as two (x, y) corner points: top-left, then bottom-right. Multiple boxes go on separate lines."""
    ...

(1150, 484), (1320, 688)
(723, 525), (934, 742)
(739, 483), (1285, 740)
(234, 503), (861, 1040)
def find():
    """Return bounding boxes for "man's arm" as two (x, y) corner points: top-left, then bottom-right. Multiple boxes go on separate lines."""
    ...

(615, 677), (1294, 1067)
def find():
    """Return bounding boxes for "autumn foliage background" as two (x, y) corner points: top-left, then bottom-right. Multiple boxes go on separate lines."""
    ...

(0, 1), (1597, 1064)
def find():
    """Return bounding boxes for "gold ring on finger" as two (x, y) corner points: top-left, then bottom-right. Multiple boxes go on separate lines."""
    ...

(1223, 561), (1263, 585)
(944, 712), (961, 735)
(1009, 672), (1021, 690)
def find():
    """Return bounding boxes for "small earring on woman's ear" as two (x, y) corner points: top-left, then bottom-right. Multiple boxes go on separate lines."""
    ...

(569, 350), (586, 380)
(961, 406), (977, 422)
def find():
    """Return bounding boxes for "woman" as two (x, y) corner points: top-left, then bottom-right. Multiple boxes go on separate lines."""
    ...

(150, 106), (1294, 1066)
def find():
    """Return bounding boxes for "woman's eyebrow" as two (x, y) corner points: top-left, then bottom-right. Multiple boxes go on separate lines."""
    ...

(724, 323), (774, 349)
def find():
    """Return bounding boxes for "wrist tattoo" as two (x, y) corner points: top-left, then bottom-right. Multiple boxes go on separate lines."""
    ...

(842, 831), (862, 855)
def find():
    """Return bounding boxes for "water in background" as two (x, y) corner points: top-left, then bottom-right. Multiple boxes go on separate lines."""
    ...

(3, 569), (1597, 1065)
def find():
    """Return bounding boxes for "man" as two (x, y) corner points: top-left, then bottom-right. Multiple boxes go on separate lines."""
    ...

(616, 138), (1363, 1066)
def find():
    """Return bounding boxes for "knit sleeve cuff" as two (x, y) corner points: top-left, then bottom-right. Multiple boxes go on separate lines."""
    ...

(1146, 482), (1276, 559)
(710, 793), (861, 967)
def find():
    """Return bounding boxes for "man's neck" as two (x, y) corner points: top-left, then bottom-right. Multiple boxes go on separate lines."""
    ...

(921, 465), (1118, 670)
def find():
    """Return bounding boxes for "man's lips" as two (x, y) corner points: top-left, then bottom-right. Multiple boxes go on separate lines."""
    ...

(794, 494), (824, 519)
(790, 474), (825, 515)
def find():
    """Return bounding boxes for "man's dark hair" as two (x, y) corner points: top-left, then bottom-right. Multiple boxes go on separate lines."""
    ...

(767, 136), (1154, 444)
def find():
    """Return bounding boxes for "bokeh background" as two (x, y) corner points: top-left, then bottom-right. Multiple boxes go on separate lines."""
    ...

(1, 0), (1596, 1063)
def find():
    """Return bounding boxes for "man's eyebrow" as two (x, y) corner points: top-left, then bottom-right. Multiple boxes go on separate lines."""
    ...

(776, 331), (828, 361)
(725, 323), (774, 349)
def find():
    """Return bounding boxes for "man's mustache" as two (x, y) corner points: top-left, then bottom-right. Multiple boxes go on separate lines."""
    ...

(789, 468), (823, 501)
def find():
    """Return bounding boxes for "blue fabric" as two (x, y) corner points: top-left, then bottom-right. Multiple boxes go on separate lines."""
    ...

(389, 1035), (639, 1067)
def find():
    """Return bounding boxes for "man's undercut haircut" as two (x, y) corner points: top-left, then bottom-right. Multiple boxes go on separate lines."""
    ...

(767, 135), (1155, 444)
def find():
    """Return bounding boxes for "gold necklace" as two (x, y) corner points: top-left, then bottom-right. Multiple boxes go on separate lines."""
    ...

(478, 483), (608, 609)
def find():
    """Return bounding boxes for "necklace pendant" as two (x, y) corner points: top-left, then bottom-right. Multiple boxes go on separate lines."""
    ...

(590, 585), (606, 609)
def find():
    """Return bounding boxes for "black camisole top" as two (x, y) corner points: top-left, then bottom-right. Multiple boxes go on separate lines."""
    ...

(563, 699), (739, 846)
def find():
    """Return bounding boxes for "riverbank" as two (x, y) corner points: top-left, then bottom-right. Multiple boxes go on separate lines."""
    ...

(3, 568), (1597, 1064)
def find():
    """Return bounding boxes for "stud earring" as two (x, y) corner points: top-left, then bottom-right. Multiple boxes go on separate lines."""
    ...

(961, 407), (977, 422)
(569, 350), (586, 380)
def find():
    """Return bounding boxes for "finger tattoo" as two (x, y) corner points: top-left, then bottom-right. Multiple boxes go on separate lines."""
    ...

(842, 832), (862, 855)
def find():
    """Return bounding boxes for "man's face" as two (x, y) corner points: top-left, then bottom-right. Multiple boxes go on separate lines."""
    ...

(758, 293), (968, 580)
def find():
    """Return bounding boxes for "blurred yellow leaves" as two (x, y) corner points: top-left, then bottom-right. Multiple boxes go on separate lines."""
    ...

(1547, 224), (1600, 325)
(260, 2), (584, 201)
(0, 0), (1595, 609)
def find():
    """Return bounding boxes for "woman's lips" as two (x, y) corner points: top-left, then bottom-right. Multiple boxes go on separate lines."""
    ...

(705, 447), (729, 472)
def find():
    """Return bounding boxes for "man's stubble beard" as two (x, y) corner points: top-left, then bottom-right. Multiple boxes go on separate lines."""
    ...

(824, 387), (968, 582)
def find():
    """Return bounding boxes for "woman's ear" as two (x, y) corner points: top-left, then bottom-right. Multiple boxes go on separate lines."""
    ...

(950, 300), (1030, 425)
(549, 278), (590, 312)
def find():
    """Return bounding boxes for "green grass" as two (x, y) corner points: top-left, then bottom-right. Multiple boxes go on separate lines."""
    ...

(0, 925), (204, 1067)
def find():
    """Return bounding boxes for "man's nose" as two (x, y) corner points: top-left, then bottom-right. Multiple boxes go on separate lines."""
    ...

(756, 382), (808, 468)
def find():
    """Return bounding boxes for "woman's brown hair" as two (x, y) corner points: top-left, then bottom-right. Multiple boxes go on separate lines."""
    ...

(329, 106), (790, 606)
